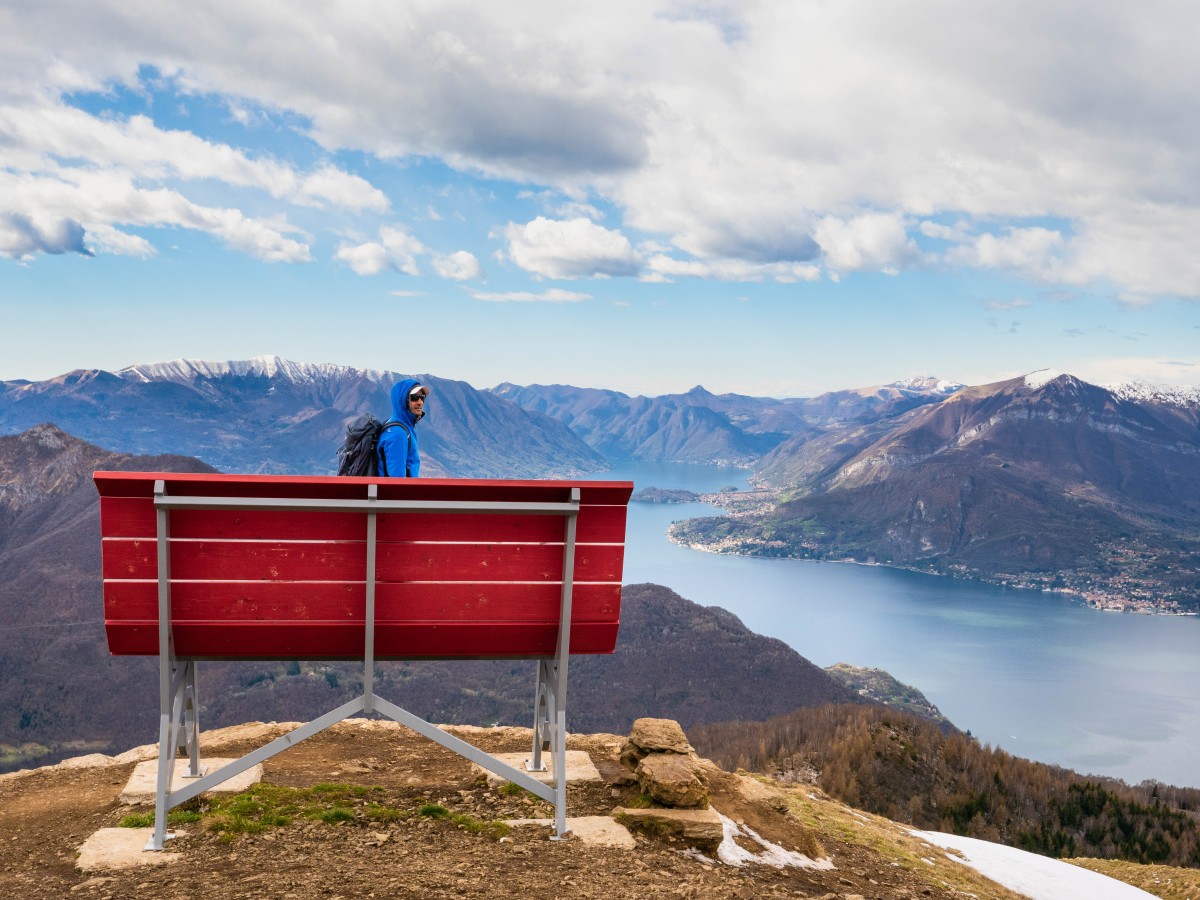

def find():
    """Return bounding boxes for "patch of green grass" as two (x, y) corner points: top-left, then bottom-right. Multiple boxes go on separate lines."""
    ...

(117, 809), (200, 828)
(363, 803), (410, 822)
(411, 801), (510, 840)
(156, 782), (391, 840)
(312, 782), (370, 798)
(449, 813), (510, 840)
(119, 782), (516, 843)
(316, 807), (355, 824)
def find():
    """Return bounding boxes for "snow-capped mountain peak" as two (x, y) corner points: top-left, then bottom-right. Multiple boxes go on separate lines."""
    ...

(116, 355), (396, 386)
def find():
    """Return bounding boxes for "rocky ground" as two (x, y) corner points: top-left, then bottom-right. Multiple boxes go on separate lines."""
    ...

(0, 718), (1081, 899)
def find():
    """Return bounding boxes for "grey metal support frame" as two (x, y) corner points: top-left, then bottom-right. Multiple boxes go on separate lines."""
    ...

(145, 483), (581, 851)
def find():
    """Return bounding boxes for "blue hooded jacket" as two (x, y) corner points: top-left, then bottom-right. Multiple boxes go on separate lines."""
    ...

(376, 377), (424, 477)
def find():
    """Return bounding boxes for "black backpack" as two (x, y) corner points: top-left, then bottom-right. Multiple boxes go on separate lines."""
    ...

(336, 414), (410, 477)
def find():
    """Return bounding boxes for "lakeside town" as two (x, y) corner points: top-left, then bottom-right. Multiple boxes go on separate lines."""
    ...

(652, 488), (1200, 617)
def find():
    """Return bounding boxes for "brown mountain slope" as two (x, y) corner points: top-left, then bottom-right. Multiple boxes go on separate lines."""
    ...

(0, 425), (217, 762)
(0, 426), (864, 772)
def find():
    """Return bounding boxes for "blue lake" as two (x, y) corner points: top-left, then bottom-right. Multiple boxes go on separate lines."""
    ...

(602, 461), (1200, 790)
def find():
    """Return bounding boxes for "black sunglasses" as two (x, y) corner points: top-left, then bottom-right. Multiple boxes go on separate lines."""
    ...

(409, 393), (427, 402)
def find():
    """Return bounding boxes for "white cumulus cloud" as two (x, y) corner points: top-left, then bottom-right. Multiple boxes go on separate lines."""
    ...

(813, 213), (918, 276)
(501, 216), (641, 279)
(432, 249), (483, 281)
(336, 226), (480, 280)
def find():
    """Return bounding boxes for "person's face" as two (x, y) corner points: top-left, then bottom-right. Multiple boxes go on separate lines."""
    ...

(408, 392), (426, 416)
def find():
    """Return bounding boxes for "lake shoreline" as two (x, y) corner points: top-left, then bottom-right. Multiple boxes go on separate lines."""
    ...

(665, 511), (1199, 618)
(667, 489), (1200, 624)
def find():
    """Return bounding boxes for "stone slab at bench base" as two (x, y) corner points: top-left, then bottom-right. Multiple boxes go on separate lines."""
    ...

(477, 751), (601, 787)
(120, 758), (263, 805)
(77, 829), (182, 871)
(505, 815), (635, 849)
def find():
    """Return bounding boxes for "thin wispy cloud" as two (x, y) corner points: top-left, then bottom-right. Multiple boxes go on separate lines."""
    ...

(980, 298), (1033, 311)
(470, 288), (591, 303)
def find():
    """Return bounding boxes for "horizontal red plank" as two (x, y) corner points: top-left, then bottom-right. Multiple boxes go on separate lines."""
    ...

(95, 471), (633, 507)
(105, 621), (620, 658)
(99, 497), (629, 544)
(102, 539), (625, 583)
(104, 580), (622, 624)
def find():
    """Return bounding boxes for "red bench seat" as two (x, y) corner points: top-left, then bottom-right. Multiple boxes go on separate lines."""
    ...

(95, 472), (632, 660)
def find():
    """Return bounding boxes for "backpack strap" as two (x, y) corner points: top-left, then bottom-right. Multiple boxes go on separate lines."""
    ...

(378, 419), (413, 478)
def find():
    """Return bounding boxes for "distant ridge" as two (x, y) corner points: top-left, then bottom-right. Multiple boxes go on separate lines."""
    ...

(491, 376), (962, 466)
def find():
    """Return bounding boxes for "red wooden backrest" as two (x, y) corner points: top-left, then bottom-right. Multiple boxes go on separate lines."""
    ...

(95, 472), (633, 661)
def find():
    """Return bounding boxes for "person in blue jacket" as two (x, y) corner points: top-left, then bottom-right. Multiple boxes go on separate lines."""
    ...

(377, 378), (427, 477)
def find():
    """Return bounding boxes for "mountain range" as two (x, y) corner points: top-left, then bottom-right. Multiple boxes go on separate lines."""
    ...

(0, 356), (602, 478)
(673, 371), (1200, 613)
(3, 355), (1198, 612)
(491, 376), (962, 465)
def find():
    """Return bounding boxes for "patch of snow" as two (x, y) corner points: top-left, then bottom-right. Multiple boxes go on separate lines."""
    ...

(713, 812), (834, 869)
(912, 831), (1157, 899)
(889, 376), (965, 396)
(1024, 368), (1064, 389)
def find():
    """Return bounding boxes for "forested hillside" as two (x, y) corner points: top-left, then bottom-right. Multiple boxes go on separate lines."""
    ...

(692, 704), (1200, 868)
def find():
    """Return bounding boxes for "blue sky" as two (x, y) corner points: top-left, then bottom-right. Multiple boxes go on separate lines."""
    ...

(2, 0), (1199, 397)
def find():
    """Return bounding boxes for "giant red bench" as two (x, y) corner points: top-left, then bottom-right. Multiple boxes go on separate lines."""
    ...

(95, 471), (633, 849)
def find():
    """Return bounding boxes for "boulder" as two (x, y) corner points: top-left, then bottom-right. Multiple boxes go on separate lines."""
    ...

(619, 717), (694, 770)
(628, 717), (693, 754)
(636, 753), (709, 808)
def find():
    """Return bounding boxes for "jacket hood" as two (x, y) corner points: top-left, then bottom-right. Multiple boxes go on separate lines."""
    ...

(389, 377), (424, 428)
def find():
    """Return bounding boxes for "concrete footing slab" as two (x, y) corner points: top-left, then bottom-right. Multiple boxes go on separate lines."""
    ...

(76, 828), (181, 871)
(119, 758), (264, 805)
(477, 750), (601, 786)
(505, 815), (636, 849)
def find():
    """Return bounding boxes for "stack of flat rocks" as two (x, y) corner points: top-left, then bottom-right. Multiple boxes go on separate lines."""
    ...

(611, 718), (724, 851)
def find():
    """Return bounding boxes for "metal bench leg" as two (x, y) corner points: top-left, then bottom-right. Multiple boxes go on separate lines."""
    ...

(540, 658), (568, 840)
(179, 660), (204, 779)
(150, 702), (176, 850)
(149, 480), (177, 852)
(527, 659), (550, 772)
(149, 658), (189, 850)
